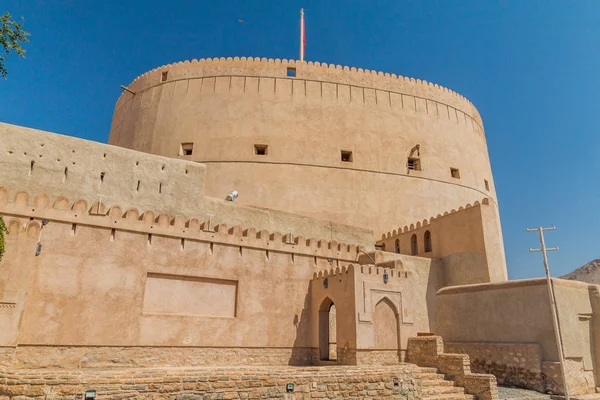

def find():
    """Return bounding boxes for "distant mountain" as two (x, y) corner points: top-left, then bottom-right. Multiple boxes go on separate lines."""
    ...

(560, 259), (600, 283)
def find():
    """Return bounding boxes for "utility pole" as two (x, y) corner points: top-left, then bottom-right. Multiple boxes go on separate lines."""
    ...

(526, 226), (569, 399)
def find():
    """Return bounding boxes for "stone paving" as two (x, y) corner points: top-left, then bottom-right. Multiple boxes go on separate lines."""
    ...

(498, 386), (552, 399)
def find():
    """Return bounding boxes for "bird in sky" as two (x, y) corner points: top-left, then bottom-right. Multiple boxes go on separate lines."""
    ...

(238, 19), (244, 23)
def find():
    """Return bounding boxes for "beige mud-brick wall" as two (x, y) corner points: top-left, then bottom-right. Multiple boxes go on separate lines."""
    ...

(310, 256), (444, 365)
(108, 57), (503, 250)
(378, 199), (508, 285)
(0, 122), (372, 247)
(437, 278), (600, 396)
(0, 189), (369, 368)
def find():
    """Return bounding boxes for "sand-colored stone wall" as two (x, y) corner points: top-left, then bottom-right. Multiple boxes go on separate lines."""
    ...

(108, 57), (501, 249)
(446, 342), (545, 391)
(0, 122), (373, 247)
(437, 279), (600, 395)
(309, 257), (444, 364)
(377, 199), (508, 285)
(0, 365), (423, 400)
(0, 188), (375, 368)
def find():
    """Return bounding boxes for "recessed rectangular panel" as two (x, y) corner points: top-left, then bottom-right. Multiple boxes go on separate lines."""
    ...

(143, 273), (237, 318)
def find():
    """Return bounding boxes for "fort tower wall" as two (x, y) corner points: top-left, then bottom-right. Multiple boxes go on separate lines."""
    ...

(108, 57), (502, 254)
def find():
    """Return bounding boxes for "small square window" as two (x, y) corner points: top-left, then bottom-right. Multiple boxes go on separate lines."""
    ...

(254, 144), (268, 155)
(287, 67), (296, 77)
(484, 179), (490, 191)
(180, 142), (193, 156)
(341, 150), (353, 162)
(450, 168), (460, 179)
(161, 71), (168, 82)
(407, 157), (421, 171)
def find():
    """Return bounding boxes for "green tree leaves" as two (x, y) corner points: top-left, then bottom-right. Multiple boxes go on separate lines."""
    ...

(1, 12), (31, 78)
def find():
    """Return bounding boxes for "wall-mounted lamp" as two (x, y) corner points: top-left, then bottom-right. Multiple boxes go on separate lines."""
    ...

(84, 390), (96, 400)
(383, 270), (389, 284)
(286, 383), (294, 392)
(35, 219), (50, 256)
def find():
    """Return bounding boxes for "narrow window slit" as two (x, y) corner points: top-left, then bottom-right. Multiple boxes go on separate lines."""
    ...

(181, 238), (185, 250)
(147, 234), (152, 246)
(29, 160), (35, 175)
(136, 180), (140, 191)
(100, 172), (105, 183)
(110, 229), (115, 241)
(71, 224), (77, 236)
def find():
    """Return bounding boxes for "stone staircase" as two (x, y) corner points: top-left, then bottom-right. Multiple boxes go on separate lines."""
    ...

(419, 366), (475, 399)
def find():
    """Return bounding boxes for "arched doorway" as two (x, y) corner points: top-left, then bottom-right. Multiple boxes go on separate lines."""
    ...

(319, 298), (337, 361)
(373, 297), (400, 354)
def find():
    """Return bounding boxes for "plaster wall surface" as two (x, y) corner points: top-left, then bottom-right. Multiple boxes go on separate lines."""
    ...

(437, 279), (600, 365)
(108, 57), (501, 247)
(0, 122), (372, 247)
(378, 200), (508, 284)
(309, 256), (444, 365)
(0, 188), (369, 368)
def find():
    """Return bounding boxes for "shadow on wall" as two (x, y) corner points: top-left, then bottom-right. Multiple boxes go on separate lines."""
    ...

(290, 281), (314, 365)
(426, 261), (443, 334)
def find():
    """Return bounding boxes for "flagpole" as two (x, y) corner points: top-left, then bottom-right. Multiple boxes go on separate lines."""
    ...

(300, 8), (304, 62)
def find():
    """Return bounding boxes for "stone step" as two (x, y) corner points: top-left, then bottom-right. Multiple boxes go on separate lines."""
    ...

(421, 378), (455, 387)
(417, 372), (447, 380)
(423, 393), (474, 400)
(422, 385), (466, 396)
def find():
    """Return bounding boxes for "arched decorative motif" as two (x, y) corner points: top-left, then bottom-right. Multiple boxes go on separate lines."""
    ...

(395, 238), (400, 254)
(410, 234), (418, 256)
(424, 230), (432, 253)
(373, 297), (399, 351)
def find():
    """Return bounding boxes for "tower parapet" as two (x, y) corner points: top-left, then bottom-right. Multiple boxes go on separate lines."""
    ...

(109, 57), (499, 241)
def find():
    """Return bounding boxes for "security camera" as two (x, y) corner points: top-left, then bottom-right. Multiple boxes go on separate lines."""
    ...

(225, 190), (239, 202)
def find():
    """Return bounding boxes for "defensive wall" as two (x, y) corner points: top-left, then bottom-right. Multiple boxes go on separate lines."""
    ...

(437, 278), (600, 396)
(108, 57), (503, 249)
(0, 187), (372, 369)
(377, 199), (508, 284)
(0, 122), (372, 247)
(309, 259), (445, 366)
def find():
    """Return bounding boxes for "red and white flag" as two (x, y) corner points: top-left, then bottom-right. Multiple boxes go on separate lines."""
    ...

(300, 8), (306, 62)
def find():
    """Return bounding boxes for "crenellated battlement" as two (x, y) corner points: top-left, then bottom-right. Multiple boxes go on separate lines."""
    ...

(311, 263), (408, 283)
(117, 56), (482, 128)
(380, 197), (491, 240)
(0, 187), (363, 261)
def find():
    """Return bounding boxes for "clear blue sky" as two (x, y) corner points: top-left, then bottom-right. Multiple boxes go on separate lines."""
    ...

(1, 1), (598, 279)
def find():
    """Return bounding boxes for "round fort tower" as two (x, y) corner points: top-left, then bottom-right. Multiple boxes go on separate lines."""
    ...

(109, 57), (499, 238)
